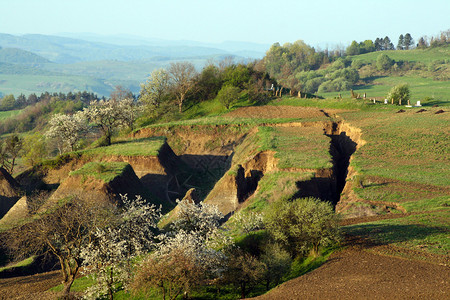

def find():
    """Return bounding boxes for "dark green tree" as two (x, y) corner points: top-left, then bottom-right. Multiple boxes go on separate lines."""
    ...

(404, 33), (414, 50)
(383, 36), (395, 50)
(346, 41), (360, 55)
(417, 37), (428, 49)
(397, 34), (405, 50)
(374, 38), (383, 51)
(217, 85), (241, 109)
(376, 53), (394, 71)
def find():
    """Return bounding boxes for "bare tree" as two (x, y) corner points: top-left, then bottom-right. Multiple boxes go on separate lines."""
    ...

(0, 134), (23, 174)
(110, 85), (134, 102)
(5, 199), (113, 297)
(168, 62), (197, 113)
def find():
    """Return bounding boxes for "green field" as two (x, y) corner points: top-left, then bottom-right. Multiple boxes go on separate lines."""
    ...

(350, 46), (450, 64)
(318, 76), (450, 103)
(0, 109), (23, 120)
(0, 74), (112, 96)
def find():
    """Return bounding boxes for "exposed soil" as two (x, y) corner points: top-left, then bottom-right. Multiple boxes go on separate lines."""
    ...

(0, 270), (60, 300)
(252, 236), (450, 300)
(224, 106), (346, 119)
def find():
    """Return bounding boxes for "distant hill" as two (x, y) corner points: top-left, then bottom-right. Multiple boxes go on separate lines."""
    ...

(0, 47), (50, 64)
(0, 33), (270, 96)
(0, 33), (267, 64)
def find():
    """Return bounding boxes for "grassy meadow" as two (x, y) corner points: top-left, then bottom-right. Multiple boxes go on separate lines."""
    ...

(351, 45), (450, 64)
(319, 76), (450, 103)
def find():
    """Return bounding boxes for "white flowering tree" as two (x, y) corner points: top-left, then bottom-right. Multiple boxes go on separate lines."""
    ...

(133, 199), (231, 299)
(170, 199), (223, 238)
(139, 68), (170, 109)
(84, 98), (140, 146)
(232, 210), (265, 234)
(80, 195), (162, 300)
(45, 111), (87, 154)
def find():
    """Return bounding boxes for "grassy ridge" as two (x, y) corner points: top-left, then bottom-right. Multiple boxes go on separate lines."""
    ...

(69, 161), (131, 183)
(82, 137), (167, 157)
(345, 109), (449, 187)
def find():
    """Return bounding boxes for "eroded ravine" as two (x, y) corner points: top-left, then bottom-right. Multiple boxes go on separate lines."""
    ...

(202, 120), (364, 215)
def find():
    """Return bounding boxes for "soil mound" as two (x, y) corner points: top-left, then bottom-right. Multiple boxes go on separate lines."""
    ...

(39, 163), (147, 211)
(0, 167), (21, 219)
(0, 196), (28, 227)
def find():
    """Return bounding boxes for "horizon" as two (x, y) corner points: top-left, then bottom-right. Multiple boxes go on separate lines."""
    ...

(1, 0), (449, 48)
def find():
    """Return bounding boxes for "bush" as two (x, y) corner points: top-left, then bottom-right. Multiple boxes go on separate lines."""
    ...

(264, 197), (341, 257)
(387, 84), (410, 105)
(260, 243), (292, 289)
(376, 53), (394, 71)
(217, 85), (241, 109)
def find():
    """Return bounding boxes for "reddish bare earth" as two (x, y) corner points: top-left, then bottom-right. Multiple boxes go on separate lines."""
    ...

(223, 106), (347, 119)
(253, 237), (450, 300)
(0, 270), (60, 300)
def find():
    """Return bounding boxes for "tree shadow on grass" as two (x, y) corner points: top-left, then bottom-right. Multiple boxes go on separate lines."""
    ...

(343, 223), (446, 246)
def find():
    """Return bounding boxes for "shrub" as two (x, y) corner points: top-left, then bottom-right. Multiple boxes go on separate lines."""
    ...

(217, 85), (241, 109)
(260, 243), (292, 289)
(387, 84), (410, 105)
(376, 53), (394, 71)
(264, 197), (341, 257)
(222, 248), (266, 299)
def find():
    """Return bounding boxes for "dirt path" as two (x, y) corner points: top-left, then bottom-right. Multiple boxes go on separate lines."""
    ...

(0, 270), (60, 300)
(252, 240), (450, 300)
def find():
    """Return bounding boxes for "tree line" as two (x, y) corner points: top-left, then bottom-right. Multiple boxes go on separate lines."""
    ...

(139, 60), (274, 123)
(0, 90), (100, 111)
(4, 193), (340, 299)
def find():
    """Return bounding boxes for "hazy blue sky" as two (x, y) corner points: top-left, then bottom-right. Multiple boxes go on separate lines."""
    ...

(1, 0), (449, 46)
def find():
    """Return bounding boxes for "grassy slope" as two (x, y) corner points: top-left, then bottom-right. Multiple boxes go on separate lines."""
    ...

(0, 109), (23, 120)
(272, 96), (449, 261)
(320, 76), (450, 103)
(69, 161), (131, 183)
(81, 137), (167, 157)
(318, 46), (450, 103)
(351, 46), (450, 64)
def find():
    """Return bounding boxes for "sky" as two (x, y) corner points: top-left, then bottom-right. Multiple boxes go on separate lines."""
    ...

(1, 0), (449, 47)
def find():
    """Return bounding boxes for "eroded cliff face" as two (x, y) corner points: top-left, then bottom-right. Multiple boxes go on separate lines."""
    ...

(9, 119), (367, 221)
(38, 163), (146, 213)
(202, 120), (369, 217)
